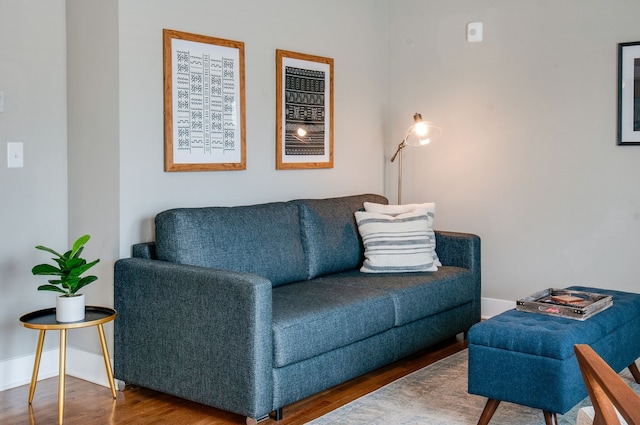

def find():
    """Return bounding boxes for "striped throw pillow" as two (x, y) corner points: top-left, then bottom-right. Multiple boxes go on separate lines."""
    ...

(354, 208), (438, 273)
(363, 202), (441, 267)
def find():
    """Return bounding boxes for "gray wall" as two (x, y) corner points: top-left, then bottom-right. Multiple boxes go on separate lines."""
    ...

(3, 0), (640, 388)
(66, 0), (121, 353)
(387, 0), (640, 301)
(116, 0), (390, 253)
(0, 0), (68, 360)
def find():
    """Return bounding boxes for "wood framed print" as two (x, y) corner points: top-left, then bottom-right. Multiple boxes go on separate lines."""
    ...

(276, 49), (333, 169)
(618, 41), (640, 145)
(163, 29), (246, 171)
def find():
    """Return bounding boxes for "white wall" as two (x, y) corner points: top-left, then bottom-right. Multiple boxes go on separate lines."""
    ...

(388, 0), (640, 301)
(0, 0), (68, 360)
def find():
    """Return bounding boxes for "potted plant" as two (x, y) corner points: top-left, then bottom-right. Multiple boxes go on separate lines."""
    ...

(32, 234), (100, 322)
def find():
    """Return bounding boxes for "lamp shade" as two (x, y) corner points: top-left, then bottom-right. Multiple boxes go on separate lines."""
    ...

(403, 113), (441, 147)
(390, 112), (441, 204)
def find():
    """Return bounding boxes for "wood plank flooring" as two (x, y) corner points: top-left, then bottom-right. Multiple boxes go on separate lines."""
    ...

(0, 338), (466, 425)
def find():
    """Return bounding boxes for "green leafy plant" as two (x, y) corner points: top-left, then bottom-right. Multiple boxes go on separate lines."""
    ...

(32, 234), (100, 297)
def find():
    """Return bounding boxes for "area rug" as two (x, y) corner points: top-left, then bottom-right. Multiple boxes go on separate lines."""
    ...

(306, 349), (640, 425)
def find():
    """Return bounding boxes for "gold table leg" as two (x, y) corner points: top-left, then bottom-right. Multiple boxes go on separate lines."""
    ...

(97, 323), (117, 398)
(58, 329), (66, 425)
(28, 330), (46, 404)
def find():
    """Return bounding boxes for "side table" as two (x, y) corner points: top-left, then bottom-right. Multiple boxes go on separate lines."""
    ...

(19, 306), (118, 424)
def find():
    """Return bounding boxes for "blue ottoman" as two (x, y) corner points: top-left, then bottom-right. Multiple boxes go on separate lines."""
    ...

(468, 286), (640, 425)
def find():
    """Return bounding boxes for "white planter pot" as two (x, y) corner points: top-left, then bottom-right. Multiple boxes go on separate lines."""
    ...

(56, 294), (85, 322)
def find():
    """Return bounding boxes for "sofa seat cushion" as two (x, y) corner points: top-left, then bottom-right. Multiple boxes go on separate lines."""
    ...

(154, 202), (307, 287)
(313, 267), (475, 326)
(293, 194), (388, 279)
(272, 281), (394, 368)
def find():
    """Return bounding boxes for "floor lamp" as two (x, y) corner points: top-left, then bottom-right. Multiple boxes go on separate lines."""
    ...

(390, 113), (441, 205)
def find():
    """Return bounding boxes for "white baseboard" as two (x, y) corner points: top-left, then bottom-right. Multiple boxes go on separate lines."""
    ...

(66, 347), (114, 388)
(0, 347), (112, 392)
(0, 348), (59, 392)
(481, 296), (514, 319)
(1, 296), (513, 392)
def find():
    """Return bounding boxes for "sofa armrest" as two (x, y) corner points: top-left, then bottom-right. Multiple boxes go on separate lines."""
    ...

(132, 242), (156, 259)
(435, 230), (481, 322)
(435, 230), (480, 271)
(114, 258), (274, 418)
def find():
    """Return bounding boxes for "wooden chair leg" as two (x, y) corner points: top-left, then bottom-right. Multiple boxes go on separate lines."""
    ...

(543, 410), (558, 425)
(628, 361), (640, 384)
(476, 398), (500, 425)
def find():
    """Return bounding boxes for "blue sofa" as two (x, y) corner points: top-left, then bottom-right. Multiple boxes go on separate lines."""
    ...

(113, 194), (481, 423)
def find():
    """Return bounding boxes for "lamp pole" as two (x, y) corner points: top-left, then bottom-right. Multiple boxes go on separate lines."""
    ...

(391, 141), (406, 205)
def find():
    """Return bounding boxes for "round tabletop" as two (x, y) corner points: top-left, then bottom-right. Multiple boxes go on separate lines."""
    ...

(19, 306), (117, 330)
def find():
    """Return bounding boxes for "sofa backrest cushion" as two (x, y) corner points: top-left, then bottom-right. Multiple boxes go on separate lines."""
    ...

(293, 194), (388, 279)
(155, 202), (307, 287)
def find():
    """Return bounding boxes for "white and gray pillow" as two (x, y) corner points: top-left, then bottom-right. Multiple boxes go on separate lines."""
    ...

(363, 202), (441, 268)
(355, 208), (438, 273)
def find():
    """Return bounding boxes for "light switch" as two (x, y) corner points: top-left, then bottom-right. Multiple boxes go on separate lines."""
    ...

(7, 142), (23, 168)
(467, 22), (483, 42)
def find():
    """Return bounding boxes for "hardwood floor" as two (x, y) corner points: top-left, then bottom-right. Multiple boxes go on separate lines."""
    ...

(0, 338), (467, 425)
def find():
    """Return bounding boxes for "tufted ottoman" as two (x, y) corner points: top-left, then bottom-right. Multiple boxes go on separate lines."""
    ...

(467, 286), (640, 425)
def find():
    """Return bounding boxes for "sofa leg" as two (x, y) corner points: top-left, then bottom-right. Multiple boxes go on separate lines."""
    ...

(270, 408), (283, 421)
(114, 379), (126, 391)
(246, 409), (280, 425)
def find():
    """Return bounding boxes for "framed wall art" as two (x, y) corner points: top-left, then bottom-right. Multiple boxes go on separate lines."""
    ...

(276, 49), (334, 169)
(617, 41), (640, 145)
(163, 29), (246, 171)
